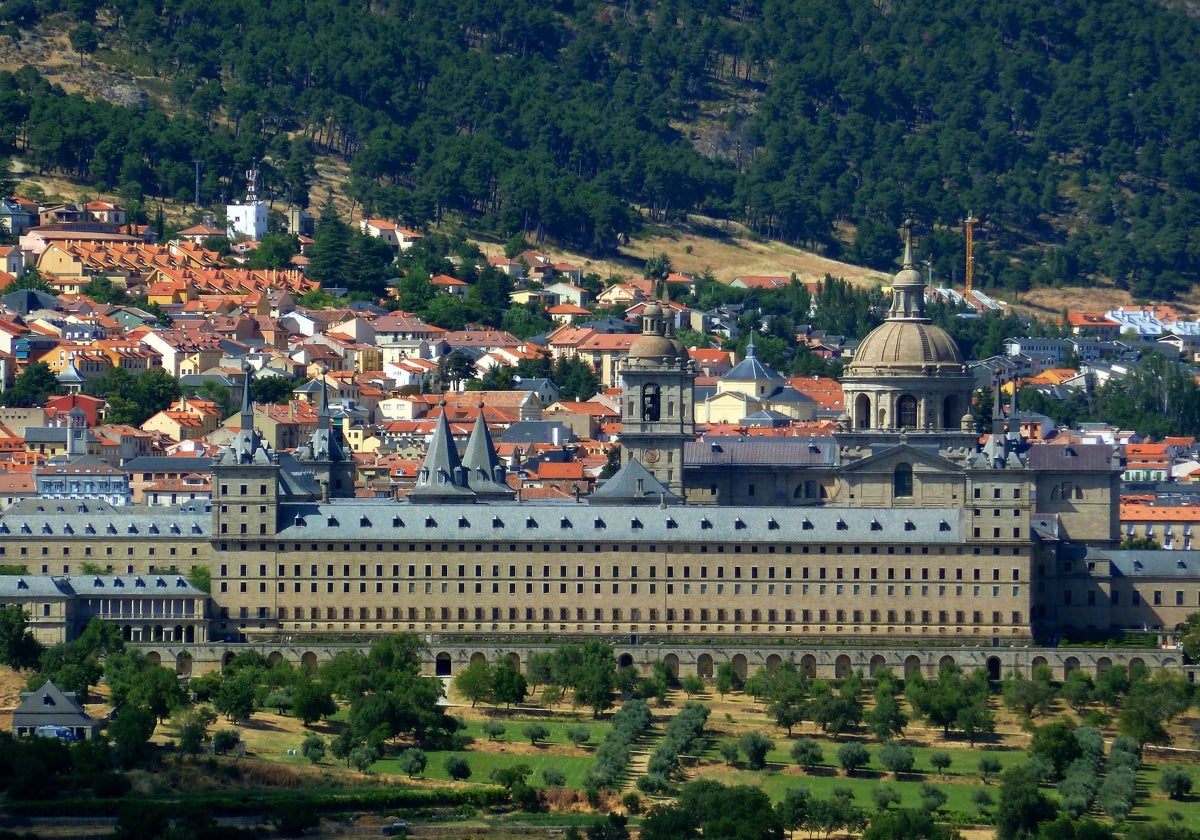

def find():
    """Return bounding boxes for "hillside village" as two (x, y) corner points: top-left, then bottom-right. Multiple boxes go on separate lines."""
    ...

(0, 196), (1197, 552)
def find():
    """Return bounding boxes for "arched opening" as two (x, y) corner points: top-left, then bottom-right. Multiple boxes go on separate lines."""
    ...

(1031, 655), (1048, 673)
(835, 655), (852, 679)
(618, 653), (634, 669)
(222, 651), (237, 671)
(504, 652), (520, 670)
(146, 651), (161, 666)
(903, 655), (921, 678)
(855, 394), (871, 430)
(122, 625), (132, 641)
(1063, 657), (1080, 679)
(469, 651), (487, 665)
(663, 653), (680, 679)
(986, 657), (1002, 682)
(1128, 657), (1146, 674)
(267, 651), (284, 667)
(943, 395), (960, 429)
(805, 480), (818, 499)
(696, 654), (714, 679)
(869, 655), (887, 676)
(300, 651), (318, 675)
(765, 654), (783, 672)
(173, 625), (183, 642)
(435, 652), (453, 676)
(642, 384), (661, 422)
(176, 652), (192, 676)
(731, 653), (748, 679)
(800, 654), (817, 678)
(893, 463), (913, 497)
(1096, 656), (1113, 674)
(938, 655), (956, 673)
(185, 626), (195, 643)
(897, 395), (918, 429)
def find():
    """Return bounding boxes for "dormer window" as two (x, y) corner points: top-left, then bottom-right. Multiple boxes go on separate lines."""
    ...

(526, 517), (538, 529)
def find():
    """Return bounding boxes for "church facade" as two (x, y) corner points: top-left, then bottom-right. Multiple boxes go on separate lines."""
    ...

(1, 235), (1193, 652)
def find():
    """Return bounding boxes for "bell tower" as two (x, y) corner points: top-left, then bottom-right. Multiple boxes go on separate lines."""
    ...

(619, 302), (696, 496)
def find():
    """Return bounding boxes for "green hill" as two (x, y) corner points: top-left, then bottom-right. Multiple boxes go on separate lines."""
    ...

(4, 0), (1200, 296)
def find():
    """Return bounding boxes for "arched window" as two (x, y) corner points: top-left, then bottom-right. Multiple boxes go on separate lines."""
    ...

(897, 395), (918, 429)
(642, 384), (661, 421)
(854, 394), (871, 429)
(894, 463), (914, 497)
(805, 480), (818, 498)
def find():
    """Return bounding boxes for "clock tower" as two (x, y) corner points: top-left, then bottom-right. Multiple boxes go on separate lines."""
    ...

(618, 302), (697, 496)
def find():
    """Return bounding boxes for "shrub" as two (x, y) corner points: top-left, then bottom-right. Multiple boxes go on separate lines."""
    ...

(837, 742), (870, 775)
(636, 773), (670, 794)
(979, 755), (1002, 783)
(879, 743), (915, 776)
(872, 786), (901, 811)
(622, 791), (642, 814)
(1159, 766), (1193, 801)
(541, 766), (567, 787)
(919, 783), (948, 813)
(791, 738), (823, 769)
(566, 726), (590, 747)
(300, 734), (325, 765)
(348, 746), (376, 773)
(211, 729), (239, 756)
(397, 748), (427, 778)
(481, 721), (506, 741)
(973, 788), (995, 814)
(522, 723), (550, 746)
(739, 732), (774, 771)
(719, 740), (739, 765)
(445, 755), (471, 781)
(929, 751), (952, 777)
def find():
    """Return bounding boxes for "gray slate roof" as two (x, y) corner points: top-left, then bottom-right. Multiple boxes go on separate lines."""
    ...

(686, 437), (838, 467)
(272, 496), (964, 543)
(0, 499), (210, 537)
(1092, 549), (1200, 578)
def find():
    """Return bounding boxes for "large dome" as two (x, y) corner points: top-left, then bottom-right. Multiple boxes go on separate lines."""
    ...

(847, 321), (965, 376)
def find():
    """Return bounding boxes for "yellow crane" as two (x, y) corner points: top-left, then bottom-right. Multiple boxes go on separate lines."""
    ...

(964, 212), (979, 302)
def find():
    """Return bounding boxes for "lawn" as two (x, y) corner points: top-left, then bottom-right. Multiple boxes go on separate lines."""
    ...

(372, 748), (596, 789)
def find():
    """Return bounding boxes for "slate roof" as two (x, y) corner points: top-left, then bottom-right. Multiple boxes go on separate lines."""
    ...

(1092, 549), (1200, 578)
(1026, 443), (1120, 471)
(685, 437), (838, 467)
(0, 499), (211, 537)
(14, 680), (99, 734)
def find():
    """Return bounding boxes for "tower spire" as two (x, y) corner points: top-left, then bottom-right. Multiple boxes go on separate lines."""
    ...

(240, 361), (255, 432)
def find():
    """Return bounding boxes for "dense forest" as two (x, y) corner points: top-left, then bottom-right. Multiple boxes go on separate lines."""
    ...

(4, 0), (1200, 296)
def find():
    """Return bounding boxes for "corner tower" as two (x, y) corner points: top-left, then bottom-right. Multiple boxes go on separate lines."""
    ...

(618, 302), (696, 496)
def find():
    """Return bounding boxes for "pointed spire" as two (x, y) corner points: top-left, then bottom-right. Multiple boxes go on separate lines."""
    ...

(317, 365), (330, 421)
(240, 361), (255, 432)
(410, 399), (474, 501)
(462, 403), (513, 498)
(746, 331), (757, 358)
(886, 219), (929, 322)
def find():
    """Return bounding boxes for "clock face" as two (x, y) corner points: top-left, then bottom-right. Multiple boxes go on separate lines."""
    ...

(644, 448), (661, 463)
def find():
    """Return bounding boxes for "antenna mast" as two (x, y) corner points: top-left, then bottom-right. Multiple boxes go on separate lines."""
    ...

(964, 212), (978, 304)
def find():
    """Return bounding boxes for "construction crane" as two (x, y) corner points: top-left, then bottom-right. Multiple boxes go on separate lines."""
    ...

(963, 212), (979, 302)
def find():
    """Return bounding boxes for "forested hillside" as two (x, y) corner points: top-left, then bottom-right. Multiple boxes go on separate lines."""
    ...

(4, 0), (1200, 296)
